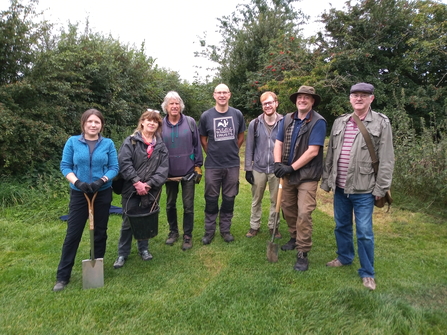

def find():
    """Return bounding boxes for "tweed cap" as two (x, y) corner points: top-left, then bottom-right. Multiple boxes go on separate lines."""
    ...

(289, 86), (321, 107)
(350, 82), (374, 94)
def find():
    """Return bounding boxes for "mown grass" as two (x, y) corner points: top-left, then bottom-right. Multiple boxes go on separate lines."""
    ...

(0, 172), (446, 334)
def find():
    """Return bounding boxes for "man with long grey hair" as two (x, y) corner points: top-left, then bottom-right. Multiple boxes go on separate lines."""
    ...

(161, 91), (203, 250)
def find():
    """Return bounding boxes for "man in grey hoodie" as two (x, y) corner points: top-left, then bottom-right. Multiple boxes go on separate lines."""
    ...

(161, 91), (203, 250)
(244, 91), (283, 239)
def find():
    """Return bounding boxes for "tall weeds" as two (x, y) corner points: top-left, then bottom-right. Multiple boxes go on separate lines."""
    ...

(390, 108), (447, 206)
(0, 171), (69, 223)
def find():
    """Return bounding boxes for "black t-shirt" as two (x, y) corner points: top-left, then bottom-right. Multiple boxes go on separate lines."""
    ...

(199, 107), (245, 168)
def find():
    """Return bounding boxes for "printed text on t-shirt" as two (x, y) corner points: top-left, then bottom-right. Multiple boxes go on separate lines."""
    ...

(213, 116), (235, 141)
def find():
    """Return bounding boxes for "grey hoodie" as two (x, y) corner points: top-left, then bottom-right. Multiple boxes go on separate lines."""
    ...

(245, 113), (283, 174)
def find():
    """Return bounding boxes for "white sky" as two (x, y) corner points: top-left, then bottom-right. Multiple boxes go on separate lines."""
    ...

(2, 0), (349, 82)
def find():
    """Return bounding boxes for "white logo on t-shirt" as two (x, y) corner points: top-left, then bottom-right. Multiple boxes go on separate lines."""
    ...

(214, 116), (235, 141)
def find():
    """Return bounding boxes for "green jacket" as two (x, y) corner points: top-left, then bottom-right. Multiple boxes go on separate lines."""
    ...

(320, 110), (395, 197)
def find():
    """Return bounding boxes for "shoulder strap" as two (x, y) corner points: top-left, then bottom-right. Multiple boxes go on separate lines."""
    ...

(254, 118), (259, 135)
(252, 117), (260, 154)
(185, 115), (195, 133)
(351, 113), (379, 175)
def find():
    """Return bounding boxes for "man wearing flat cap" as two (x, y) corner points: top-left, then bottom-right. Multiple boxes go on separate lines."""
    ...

(273, 85), (327, 271)
(321, 82), (394, 290)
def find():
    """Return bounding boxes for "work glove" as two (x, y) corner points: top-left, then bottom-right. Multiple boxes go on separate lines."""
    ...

(194, 166), (202, 184)
(274, 162), (282, 177)
(245, 171), (254, 185)
(90, 178), (105, 193)
(274, 163), (294, 178)
(75, 180), (92, 193)
(133, 181), (148, 196)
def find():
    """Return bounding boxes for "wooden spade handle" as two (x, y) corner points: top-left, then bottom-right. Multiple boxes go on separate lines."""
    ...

(275, 178), (283, 213)
(84, 192), (98, 230)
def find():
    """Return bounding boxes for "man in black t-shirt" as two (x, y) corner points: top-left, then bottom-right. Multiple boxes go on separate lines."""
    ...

(198, 84), (245, 244)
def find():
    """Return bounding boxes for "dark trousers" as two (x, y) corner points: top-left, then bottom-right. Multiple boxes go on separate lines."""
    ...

(117, 188), (160, 257)
(204, 167), (239, 234)
(165, 178), (195, 237)
(56, 188), (112, 282)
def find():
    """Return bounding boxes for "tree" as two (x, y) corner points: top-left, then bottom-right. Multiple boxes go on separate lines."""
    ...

(197, 0), (308, 118)
(0, 12), (189, 175)
(313, 0), (447, 124)
(0, 0), (51, 84)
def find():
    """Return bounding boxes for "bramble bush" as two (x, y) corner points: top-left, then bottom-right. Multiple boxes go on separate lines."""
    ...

(0, 104), (68, 176)
(391, 108), (447, 206)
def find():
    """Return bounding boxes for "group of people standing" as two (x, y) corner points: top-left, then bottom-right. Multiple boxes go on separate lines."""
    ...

(53, 81), (394, 292)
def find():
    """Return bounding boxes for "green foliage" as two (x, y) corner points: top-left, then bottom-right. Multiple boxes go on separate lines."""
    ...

(2, 0), (447, 210)
(390, 106), (447, 205)
(176, 81), (216, 120)
(313, 0), (447, 124)
(0, 0), (51, 84)
(197, 0), (307, 118)
(0, 4), (193, 176)
(0, 103), (67, 175)
(0, 170), (68, 215)
(29, 23), (166, 134)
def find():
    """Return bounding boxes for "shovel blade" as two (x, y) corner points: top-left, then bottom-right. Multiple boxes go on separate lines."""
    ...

(82, 258), (104, 289)
(266, 241), (279, 263)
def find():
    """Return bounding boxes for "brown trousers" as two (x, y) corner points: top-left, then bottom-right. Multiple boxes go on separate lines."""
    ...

(281, 177), (318, 253)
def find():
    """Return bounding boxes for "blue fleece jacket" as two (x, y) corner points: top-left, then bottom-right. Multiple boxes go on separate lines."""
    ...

(60, 134), (119, 192)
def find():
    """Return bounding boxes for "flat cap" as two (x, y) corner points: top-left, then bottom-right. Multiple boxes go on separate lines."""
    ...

(350, 83), (374, 94)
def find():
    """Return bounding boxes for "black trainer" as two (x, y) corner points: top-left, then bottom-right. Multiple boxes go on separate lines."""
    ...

(281, 238), (296, 251)
(294, 251), (309, 271)
(202, 232), (215, 245)
(221, 232), (234, 243)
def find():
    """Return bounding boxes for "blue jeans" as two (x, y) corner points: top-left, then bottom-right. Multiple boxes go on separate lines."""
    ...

(334, 187), (375, 278)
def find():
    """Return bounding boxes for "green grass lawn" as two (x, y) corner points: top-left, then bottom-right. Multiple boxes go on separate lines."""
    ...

(0, 175), (446, 334)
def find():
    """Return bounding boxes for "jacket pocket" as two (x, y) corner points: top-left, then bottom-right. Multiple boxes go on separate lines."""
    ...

(354, 162), (375, 192)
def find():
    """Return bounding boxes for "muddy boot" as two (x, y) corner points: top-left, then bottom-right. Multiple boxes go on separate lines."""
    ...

(281, 237), (296, 251)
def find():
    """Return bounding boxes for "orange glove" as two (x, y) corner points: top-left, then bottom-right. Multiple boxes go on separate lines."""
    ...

(194, 166), (202, 184)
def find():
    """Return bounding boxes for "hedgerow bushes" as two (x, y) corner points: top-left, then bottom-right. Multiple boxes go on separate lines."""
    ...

(391, 108), (447, 206)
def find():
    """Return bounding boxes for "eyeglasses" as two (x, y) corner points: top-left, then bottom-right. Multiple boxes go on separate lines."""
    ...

(262, 101), (276, 107)
(350, 93), (371, 99)
(214, 91), (230, 95)
(147, 108), (160, 113)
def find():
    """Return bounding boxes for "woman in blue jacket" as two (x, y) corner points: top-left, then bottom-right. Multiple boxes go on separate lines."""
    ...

(53, 109), (119, 292)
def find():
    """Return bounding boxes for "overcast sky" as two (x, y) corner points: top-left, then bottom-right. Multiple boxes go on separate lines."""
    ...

(2, 0), (350, 82)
